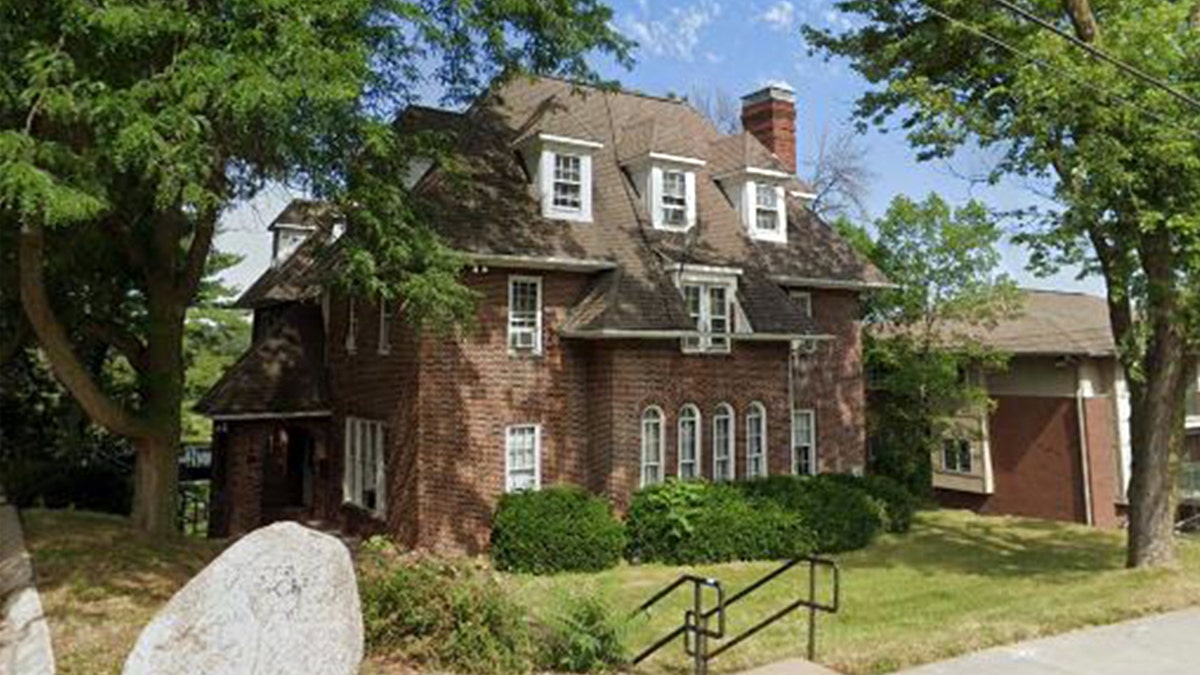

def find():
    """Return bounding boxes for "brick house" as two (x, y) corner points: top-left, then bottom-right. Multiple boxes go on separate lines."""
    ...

(910, 289), (1200, 528)
(197, 76), (888, 553)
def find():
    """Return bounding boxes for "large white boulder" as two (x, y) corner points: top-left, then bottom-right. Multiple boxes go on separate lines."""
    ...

(124, 521), (363, 675)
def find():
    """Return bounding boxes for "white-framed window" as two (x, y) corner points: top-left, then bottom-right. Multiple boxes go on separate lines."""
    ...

(661, 169), (688, 228)
(713, 403), (734, 482)
(792, 409), (816, 476)
(789, 290), (812, 318)
(942, 438), (973, 474)
(552, 153), (583, 211)
(378, 298), (393, 355)
(746, 402), (767, 479)
(681, 282), (731, 353)
(755, 182), (780, 232)
(505, 424), (542, 492)
(507, 275), (543, 354)
(343, 417), (386, 517)
(678, 404), (700, 479)
(641, 406), (664, 487)
(345, 298), (358, 354)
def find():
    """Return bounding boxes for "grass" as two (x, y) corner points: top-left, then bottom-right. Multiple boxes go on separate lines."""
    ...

(21, 508), (1200, 675)
(505, 510), (1200, 675)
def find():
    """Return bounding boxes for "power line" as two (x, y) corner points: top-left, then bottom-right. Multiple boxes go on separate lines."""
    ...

(917, 2), (1200, 138)
(987, 0), (1200, 113)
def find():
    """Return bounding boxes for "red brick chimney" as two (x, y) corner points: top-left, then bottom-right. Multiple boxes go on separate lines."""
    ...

(740, 84), (797, 173)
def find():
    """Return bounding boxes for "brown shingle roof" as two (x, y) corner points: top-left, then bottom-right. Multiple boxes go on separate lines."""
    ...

(235, 76), (884, 335)
(194, 304), (330, 416)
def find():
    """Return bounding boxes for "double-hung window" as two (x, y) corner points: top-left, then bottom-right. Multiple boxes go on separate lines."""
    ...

(942, 438), (972, 474)
(505, 425), (541, 492)
(713, 404), (734, 482)
(678, 405), (700, 479)
(552, 154), (583, 211)
(661, 170), (688, 228)
(508, 276), (542, 354)
(345, 298), (358, 354)
(755, 182), (780, 232)
(746, 402), (767, 479)
(343, 417), (386, 516)
(641, 407), (664, 486)
(792, 409), (816, 475)
(681, 282), (731, 353)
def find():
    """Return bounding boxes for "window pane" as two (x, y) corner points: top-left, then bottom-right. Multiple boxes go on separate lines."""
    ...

(642, 409), (663, 486)
(509, 279), (540, 350)
(661, 171), (688, 227)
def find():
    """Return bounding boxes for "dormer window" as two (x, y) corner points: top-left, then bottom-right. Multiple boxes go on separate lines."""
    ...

(755, 182), (780, 232)
(552, 154), (584, 211)
(674, 265), (740, 355)
(661, 170), (689, 228)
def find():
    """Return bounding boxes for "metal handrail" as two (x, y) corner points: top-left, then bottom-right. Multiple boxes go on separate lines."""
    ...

(630, 574), (725, 671)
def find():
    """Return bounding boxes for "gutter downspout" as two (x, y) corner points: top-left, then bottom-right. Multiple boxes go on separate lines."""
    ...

(788, 341), (798, 473)
(1075, 365), (1095, 526)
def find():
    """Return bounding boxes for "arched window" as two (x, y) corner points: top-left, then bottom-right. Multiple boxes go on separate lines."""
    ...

(713, 404), (734, 481)
(746, 402), (767, 479)
(678, 404), (701, 480)
(641, 407), (664, 487)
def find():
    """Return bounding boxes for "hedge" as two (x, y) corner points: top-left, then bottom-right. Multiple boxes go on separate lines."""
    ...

(822, 473), (918, 533)
(737, 475), (885, 553)
(625, 481), (814, 564)
(491, 485), (626, 574)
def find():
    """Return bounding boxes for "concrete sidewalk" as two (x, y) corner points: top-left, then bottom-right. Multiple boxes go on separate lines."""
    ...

(0, 492), (56, 675)
(894, 608), (1200, 675)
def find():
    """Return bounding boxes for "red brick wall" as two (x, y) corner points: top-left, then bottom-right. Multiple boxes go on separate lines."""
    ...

(1186, 431), (1200, 462)
(1083, 397), (1121, 528)
(938, 395), (1087, 523)
(741, 98), (797, 172)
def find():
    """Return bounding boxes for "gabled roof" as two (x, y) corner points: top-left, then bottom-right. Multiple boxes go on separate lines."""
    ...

(235, 76), (886, 337)
(194, 304), (330, 416)
(965, 289), (1115, 356)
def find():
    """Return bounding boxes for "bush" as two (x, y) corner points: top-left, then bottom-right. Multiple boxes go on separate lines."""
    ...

(739, 475), (885, 553)
(823, 473), (918, 533)
(626, 481), (814, 564)
(360, 547), (534, 675)
(538, 594), (627, 673)
(0, 461), (132, 515)
(491, 485), (626, 574)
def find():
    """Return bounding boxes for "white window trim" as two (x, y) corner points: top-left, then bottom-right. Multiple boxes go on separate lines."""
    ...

(345, 298), (358, 354)
(744, 180), (787, 243)
(507, 275), (544, 356)
(504, 424), (542, 492)
(679, 279), (735, 354)
(789, 290), (813, 318)
(713, 403), (735, 482)
(343, 417), (386, 518)
(792, 408), (817, 476)
(746, 402), (768, 479)
(377, 299), (393, 355)
(941, 438), (974, 474)
(678, 404), (701, 480)
(649, 165), (698, 231)
(641, 406), (665, 487)
(538, 143), (594, 223)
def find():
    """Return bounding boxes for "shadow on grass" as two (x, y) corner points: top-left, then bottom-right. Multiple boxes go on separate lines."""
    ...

(847, 511), (1125, 579)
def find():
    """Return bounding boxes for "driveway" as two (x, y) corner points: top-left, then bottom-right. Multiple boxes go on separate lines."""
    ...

(894, 608), (1200, 675)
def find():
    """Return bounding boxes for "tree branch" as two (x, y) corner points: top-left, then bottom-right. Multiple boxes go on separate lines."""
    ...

(179, 210), (217, 302)
(19, 220), (150, 439)
(83, 317), (147, 371)
(1060, 0), (1100, 43)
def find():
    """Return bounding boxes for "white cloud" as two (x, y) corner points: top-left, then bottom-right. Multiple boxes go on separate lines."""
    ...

(759, 1), (795, 32)
(619, 1), (722, 62)
(822, 8), (857, 32)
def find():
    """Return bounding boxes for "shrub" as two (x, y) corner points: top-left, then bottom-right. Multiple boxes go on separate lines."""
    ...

(491, 485), (626, 574)
(823, 473), (918, 533)
(359, 549), (534, 675)
(0, 461), (132, 515)
(538, 594), (627, 673)
(626, 481), (814, 564)
(739, 475), (885, 553)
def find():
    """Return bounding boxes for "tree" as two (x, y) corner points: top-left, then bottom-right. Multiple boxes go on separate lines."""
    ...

(1, 0), (631, 535)
(841, 194), (1020, 494)
(806, 1), (1200, 567)
(690, 85), (743, 134)
(805, 126), (874, 222)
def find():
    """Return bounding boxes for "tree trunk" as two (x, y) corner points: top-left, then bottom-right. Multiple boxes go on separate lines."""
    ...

(132, 432), (181, 534)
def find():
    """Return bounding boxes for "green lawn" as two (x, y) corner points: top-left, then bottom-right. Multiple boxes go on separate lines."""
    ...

(505, 510), (1200, 675)
(22, 508), (1200, 675)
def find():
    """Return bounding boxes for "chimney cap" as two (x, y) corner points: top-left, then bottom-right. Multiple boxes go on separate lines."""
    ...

(741, 83), (796, 105)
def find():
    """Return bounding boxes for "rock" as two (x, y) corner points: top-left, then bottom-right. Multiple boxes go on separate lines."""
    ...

(124, 522), (363, 675)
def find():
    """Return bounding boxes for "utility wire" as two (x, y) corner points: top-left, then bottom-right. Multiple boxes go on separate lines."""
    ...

(917, 2), (1200, 138)
(987, 0), (1200, 113)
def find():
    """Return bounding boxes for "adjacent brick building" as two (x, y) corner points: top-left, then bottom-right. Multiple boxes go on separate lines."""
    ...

(197, 76), (887, 552)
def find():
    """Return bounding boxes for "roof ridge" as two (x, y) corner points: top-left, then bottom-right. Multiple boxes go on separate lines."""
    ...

(531, 73), (692, 106)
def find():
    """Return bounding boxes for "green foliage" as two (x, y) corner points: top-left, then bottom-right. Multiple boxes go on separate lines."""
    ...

(537, 594), (628, 673)
(359, 551), (535, 675)
(625, 481), (815, 564)
(0, 460), (131, 515)
(821, 473), (919, 534)
(490, 485), (626, 574)
(738, 475), (885, 553)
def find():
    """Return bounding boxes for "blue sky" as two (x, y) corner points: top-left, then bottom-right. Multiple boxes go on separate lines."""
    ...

(215, 0), (1105, 297)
